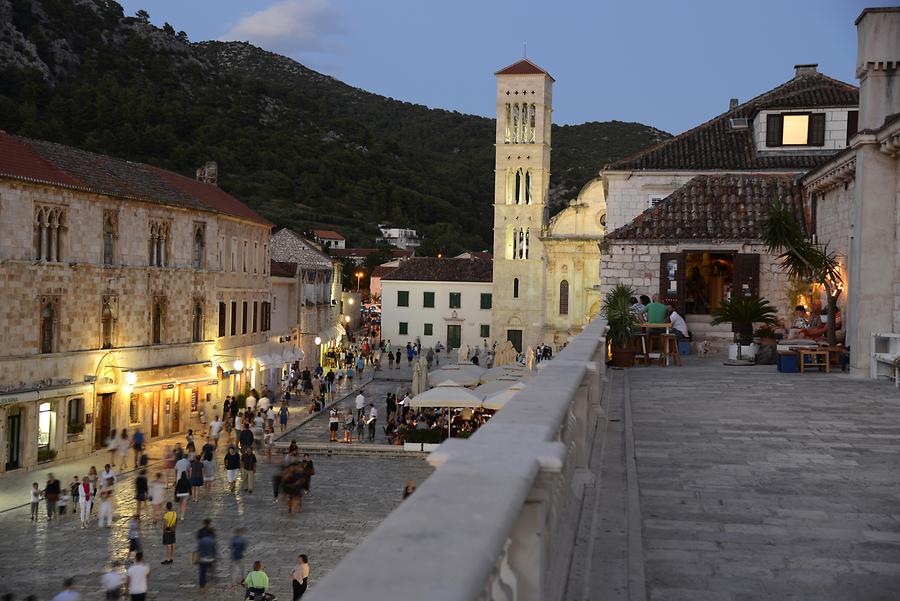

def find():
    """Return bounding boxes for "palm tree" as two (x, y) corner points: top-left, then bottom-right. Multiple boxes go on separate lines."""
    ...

(762, 200), (843, 345)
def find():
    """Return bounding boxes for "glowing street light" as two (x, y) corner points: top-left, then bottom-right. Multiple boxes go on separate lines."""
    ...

(233, 359), (244, 372)
(355, 271), (364, 292)
(314, 336), (322, 346)
(125, 371), (137, 386)
(345, 315), (351, 324)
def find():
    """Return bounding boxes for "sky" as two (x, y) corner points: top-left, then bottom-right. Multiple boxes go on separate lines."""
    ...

(117, 0), (879, 135)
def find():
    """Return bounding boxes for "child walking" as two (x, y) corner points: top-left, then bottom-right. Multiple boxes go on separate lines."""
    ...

(30, 483), (40, 521)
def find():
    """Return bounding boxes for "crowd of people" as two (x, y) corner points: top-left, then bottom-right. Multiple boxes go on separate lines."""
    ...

(629, 294), (691, 339)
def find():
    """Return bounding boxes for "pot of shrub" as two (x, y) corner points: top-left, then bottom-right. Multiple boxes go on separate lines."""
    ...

(710, 297), (779, 346)
(602, 283), (639, 367)
(754, 325), (777, 346)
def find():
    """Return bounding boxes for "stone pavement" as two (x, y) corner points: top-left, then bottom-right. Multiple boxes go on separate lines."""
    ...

(599, 358), (900, 601)
(0, 444), (432, 600)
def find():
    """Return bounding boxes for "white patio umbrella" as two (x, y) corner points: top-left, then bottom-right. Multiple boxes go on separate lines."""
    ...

(483, 383), (526, 411)
(478, 364), (529, 384)
(473, 377), (520, 397)
(410, 360), (427, 396)
(427, 365), (485, 388)
(409, 384), (484, 409)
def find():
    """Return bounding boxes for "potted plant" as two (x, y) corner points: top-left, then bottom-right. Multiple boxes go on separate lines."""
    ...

(711, 297), (780, 364)
(602, 283), (639, 367)
(754, 325), (777, 346)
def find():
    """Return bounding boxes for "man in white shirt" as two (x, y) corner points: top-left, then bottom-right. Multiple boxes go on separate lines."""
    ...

(175, 455), (191, 482)
(208, 416), (223, 449)
(245, 395), (257, 413)
(100, 464), (117, 486)
(101, 564), (125, 599)
(126, 552), (150, 600)
(669, 308), (690, 339)
(367, 404), (378, 443)
(355, 393), (366, 421)
(51, 578), (81, 601)
(258, 396), (271, 412)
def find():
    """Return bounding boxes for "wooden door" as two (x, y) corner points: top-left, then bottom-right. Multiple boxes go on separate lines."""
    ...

(659, 252), (685, 313)
(507, 329), (523, 353)
(446, 325), (462, 349)
(151, 392), (160, 437)
(5, 413), (20, 470)
(170, 392), (180, 433)
(94, 393), (113, 449)
(732, 253), (760, 299)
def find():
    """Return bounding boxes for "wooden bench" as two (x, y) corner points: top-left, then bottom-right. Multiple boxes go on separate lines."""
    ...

(790, 347), (829, 373)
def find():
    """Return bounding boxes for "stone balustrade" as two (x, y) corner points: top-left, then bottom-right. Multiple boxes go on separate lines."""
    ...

(306, 318), (608, 601)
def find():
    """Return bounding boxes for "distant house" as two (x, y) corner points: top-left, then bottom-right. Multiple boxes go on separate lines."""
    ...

(381, 257), (493, 350)
(328, 247), (414, 266)
(377, 225), (421, 250)
(370, 260), (402, 300)
(311, 229), (346, 249)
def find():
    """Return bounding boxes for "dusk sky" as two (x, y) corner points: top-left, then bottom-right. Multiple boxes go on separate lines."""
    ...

(119, 0), (878, 134)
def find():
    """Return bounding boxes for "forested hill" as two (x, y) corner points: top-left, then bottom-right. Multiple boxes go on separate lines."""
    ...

(0, 0), (671, 254)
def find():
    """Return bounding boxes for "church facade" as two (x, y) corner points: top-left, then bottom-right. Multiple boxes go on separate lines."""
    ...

(490, 60), (605, 353)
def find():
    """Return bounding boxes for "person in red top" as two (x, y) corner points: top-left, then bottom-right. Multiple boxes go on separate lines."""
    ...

(78, 475), (92, 528)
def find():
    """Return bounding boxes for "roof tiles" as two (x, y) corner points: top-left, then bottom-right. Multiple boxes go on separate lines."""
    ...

(381, 257), (493, 283)
(605, 174), (805, 241)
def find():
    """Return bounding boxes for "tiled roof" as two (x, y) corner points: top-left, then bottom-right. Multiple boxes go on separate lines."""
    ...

(270, 229), (334, 270)
(382, 257), (493, 283)
(605, 174), (805, 241)
(495, 59), (554, 80)
(606, 70), (858, 171)
(370, 265), (396, 279)
(312, 229), (344, 240)
(270, 260), (297, 278)
(328, 248), (414, 259)
(0, 132), (272, 226)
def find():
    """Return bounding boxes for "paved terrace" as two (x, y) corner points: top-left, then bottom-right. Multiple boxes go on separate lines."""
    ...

(306, 320), (900, 601)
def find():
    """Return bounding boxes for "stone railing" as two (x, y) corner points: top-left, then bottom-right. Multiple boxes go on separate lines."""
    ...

(307, 318), (608, 601)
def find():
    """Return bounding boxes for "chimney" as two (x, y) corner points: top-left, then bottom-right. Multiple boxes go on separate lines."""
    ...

(855, 7), (900, 130)
(794, 64), (818, 77)
(728, 98), (739, 111)
(195, 161), (218, 185)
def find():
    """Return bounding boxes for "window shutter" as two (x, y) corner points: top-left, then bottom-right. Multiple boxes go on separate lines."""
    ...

(732, 253), (760, 299)
(808, 113), (826, 146)
(766, 114), (783, 147)
(846, 110), (858, 145)
(659, 252), (685, 314)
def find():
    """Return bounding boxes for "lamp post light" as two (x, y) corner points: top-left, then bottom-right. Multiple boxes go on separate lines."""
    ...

(233, 359), (244, 372)
(124, 371), (137, 386)
(355, 271), (364, 292)
(314, 336), (322, 346)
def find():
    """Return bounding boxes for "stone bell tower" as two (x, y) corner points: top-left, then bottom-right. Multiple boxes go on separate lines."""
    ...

(490, 59), (553, 353)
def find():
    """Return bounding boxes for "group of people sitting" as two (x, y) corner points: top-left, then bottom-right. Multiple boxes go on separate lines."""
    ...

(787, 300), (843, 342)
(629, 294), (690, 339)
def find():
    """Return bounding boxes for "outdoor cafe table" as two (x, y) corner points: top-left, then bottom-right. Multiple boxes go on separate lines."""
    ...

(634, 323), (676, 366)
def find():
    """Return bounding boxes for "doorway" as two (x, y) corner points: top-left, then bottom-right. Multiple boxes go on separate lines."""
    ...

(446, 324), (462, 350)
(94, 393), (114, 450)
(660, 252), (759, 314)
(5, 409), (21, 470)
(507, 329), (523, 353)
(170, 392), (180, 434)
(151, 392), (160, 437)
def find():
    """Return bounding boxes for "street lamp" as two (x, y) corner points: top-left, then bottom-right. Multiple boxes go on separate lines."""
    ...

(345, 315), (351, 324)
(314, 336), (322, 346)
(125, 371), (137, 386)
(355, 271), (364, 292)
(233, 359), (244, 372)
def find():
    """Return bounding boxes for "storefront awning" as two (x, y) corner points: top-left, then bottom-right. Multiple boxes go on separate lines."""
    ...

(0, 383), (93, 406)
(319, 324), (346, 343)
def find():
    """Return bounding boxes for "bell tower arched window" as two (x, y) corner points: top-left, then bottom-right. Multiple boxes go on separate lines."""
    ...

(103, 213), (116, 265)
(39, 296), (59, 354)
(193, 225), (205, 269)
(513, 278), (519, 299)
(192, 302), (203, 342)
(559, 280), (569, 315)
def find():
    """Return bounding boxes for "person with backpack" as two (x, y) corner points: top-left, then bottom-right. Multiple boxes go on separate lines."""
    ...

(242, 561), (269, 599)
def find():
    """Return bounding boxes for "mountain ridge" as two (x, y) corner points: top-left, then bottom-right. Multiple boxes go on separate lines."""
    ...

(0, 0), (671, 254)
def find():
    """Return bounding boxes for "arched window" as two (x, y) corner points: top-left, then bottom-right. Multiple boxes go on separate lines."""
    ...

(530, 104), (537, 142)
(152, 298), (164, 344)
(524, 228), (530, 259)
(512, 104), (520, 143)
(103, 215), (115, 265)
(192, 302), (203, 342)
(513, 278), (519, 299)
(559, 280), (569, 315)
(40, 298), (56, 354)
(525, 171), (532, 204)
(101, 299), (114, 349)
(193, 227), (204, 269)
(514, 170), (522, 205)
(35, 207), (65, 262)
(504, 103), (511, 143)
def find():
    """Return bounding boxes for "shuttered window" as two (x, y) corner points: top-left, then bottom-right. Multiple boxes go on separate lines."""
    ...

(766, 113), (826, 147)
(846, 110), (858, 145)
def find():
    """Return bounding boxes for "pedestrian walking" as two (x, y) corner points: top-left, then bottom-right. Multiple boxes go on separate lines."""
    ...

(239, 423), (254, 452)
(57, 486), (70, 520)
(203, 452), (216, 493)
(78, 476), (92, 528)
(117, 430), (130, 471)
(98, 477), (115, 528)
(44, 473), (61, 520)
(190, 454), (204, 502)
(125, 552), (150, 600)
(208, 415), (223, 450)
(241, 447), (257, 493)
(175, 452), (190, 484)
(224, 446), (241, 492)
(355, 392), (365, 421)
(51, 577), (81, 601)
(395, 348), (401, 369)
(127, 515), (142, 561)
(301, 453), (315, 494)
(101, 563), (125, 600)
(134, 469), (148, 518)
(163, 447), (175, 487)
(241, 561), (270, 599)
(367, 403), (378, 443)
(70, 475), (81, 515)
(132, 429), (145, 469)
(279, 402), (289, 433)
(196, 519), (217, 593)
(290, 554), (310, 600)
(388, 349), (394, 369)
(30, 482), (40, 521)
(149, 473), (166, 524)
(161, 502), (177, 564)
(264, 427), (274, 463)
(328, 407), (339, 443)
(230, 528), (247, 588)
(355, 413), (364, 442)
(175, 472), (191, 519)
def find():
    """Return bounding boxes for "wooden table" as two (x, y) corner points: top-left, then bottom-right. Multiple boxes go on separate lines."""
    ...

(790, 346), (830, 373)
(636, 323), (677, 366)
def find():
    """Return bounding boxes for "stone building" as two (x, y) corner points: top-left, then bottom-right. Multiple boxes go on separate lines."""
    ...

(601, 64), (859, 341)
(803, 7), (900, 377)
(490, 59), (607, 353)
(311, 229), (345, 249)
(270, 228), (344, 368)
(0, 133), (272, 473)
(382, 257), (493, 351)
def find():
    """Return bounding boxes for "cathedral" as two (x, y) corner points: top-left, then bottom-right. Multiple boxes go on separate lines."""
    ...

(490, 59), (605, 352)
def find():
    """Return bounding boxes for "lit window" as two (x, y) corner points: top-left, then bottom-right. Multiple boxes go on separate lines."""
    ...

(782, 114), (809, 145)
